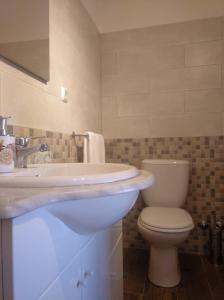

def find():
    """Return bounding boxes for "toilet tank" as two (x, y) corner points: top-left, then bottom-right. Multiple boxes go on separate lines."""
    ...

(141, 159), (189, 208)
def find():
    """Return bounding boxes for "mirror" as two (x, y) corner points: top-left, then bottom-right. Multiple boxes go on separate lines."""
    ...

(0, 0), (49, 82)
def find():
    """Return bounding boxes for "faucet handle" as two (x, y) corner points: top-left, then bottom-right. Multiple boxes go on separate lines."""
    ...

(40, 143), (49, 152)
(15, 136), (46, 147)
(15, 136), (30, 147)
(0, 116), (11, 136)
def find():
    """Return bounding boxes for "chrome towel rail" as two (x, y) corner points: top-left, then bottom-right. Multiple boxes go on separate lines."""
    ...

(72, 131), (89, 139)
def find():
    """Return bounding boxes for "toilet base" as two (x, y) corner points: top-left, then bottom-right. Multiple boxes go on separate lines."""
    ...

(148, 246), (181, 287)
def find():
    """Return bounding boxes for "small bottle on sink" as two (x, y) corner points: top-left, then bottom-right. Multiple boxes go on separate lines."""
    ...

(0, 116), (15, 172)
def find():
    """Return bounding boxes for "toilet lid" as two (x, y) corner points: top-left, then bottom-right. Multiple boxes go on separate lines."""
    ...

(139, 207), (194, 233)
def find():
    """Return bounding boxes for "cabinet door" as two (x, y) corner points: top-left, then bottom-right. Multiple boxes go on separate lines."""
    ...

(12, 209), (91, 300)
(38, 254), (82, 300)
(81, 230), (111, 300)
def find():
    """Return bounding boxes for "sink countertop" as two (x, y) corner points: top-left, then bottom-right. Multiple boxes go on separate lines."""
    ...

(0, 170), (153, 219)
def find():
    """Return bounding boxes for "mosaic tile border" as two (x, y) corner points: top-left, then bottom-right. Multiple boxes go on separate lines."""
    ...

(8, 125), (84, 164)
(105, 136), (224, 254)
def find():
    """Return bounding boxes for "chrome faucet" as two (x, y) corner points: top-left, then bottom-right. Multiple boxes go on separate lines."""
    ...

(15, 136), (49, 168)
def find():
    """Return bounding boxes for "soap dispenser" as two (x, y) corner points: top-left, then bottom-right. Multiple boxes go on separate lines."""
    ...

(0, 116), (15, 172)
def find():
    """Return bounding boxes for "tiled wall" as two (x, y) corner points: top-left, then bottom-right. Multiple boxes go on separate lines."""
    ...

(9, 125), (83, 164)
(105, 136), (224, 254)
(0, 0), (101, 134)
(101, 16), (224, 254)
(101, 17), (224, 139)
(2, 12), (224, 256)
(9, 123), (224, 254)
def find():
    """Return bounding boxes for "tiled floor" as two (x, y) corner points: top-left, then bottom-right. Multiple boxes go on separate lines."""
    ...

(123, 248), (224, 300)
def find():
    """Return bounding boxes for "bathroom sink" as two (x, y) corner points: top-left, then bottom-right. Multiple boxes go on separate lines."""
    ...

(0, 163), (139, 187)
(0, 163), (154, 234)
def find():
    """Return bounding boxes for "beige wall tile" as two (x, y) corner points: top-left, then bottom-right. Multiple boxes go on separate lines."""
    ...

(102, 18), (222, 52)
(101, 17), (224, 138)
(185, 41), (223, 66)
(102, 74), (149, 96)
(222, 64), (224, 87)
(184, 65), (221, 90)
(117, 49), (151, 74)
(151, 115), (185, 137)
(101, 51), (117, 75)
(151, 113), (222, 137)
(117, 74), (149, 95)
(0, 0), (101, 134)
(102, 96), (117, 116)
(117, 44), (185, 75)
(150, 68), (184, 91)
(222, 17), (224, 39)
(150, 44), (185, 70)
(147, 17), (221, 45)
(101, 28), (149, 51)
(101, 17), (222, 52)
(222, 112), (224, 135)
(184, 113), (222, 136)
(102, 116), (151, 138)
(150, 91), (185, 114)
(181, 17), (222, 44)
(118, 94), (150, 116)
(146, 22), (184, 45)
(185, 89), (224, 113)
(68, 83), (101, 133)
(2, 72), (73, 133)
(102, 75), (118, 96)
(101, 31), (131, 51)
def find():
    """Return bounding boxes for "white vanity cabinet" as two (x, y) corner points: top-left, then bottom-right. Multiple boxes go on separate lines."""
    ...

(110, 229), (123, 300)
(0, 207), (123, 300)
(38, 255), (82, 300)
(38, 225), (123, 300)
(81, 231), (110, 300)
(0, 160), (153, 300)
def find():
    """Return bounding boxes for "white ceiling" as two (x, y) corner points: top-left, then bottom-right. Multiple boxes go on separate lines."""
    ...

(81, 0), (224, 33)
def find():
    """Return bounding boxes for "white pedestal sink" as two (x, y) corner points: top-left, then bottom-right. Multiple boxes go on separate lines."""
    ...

(0, 163), (154, 300)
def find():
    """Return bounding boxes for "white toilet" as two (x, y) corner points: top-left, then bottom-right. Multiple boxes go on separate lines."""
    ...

(137, 159), (194, 287)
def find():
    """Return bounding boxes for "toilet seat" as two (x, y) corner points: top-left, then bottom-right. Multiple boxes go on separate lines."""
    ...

(139, 207), (194, 233)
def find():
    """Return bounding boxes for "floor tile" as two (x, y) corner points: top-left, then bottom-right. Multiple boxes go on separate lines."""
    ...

(124, 292), (144, 300)
(123, 250), (223, 300)
(201, 256), (224, 300)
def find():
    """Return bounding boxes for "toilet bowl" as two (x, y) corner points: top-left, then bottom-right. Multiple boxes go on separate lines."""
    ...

(138, 207), (193, 287)
(138, 160), (194, 287)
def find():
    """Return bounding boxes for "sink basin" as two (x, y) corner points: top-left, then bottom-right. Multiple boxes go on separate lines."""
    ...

(0, 163), (139, 187)
(0, 163), (154, 234)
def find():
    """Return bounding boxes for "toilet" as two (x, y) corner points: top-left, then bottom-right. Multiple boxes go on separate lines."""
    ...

(137, 159), (194, 287)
